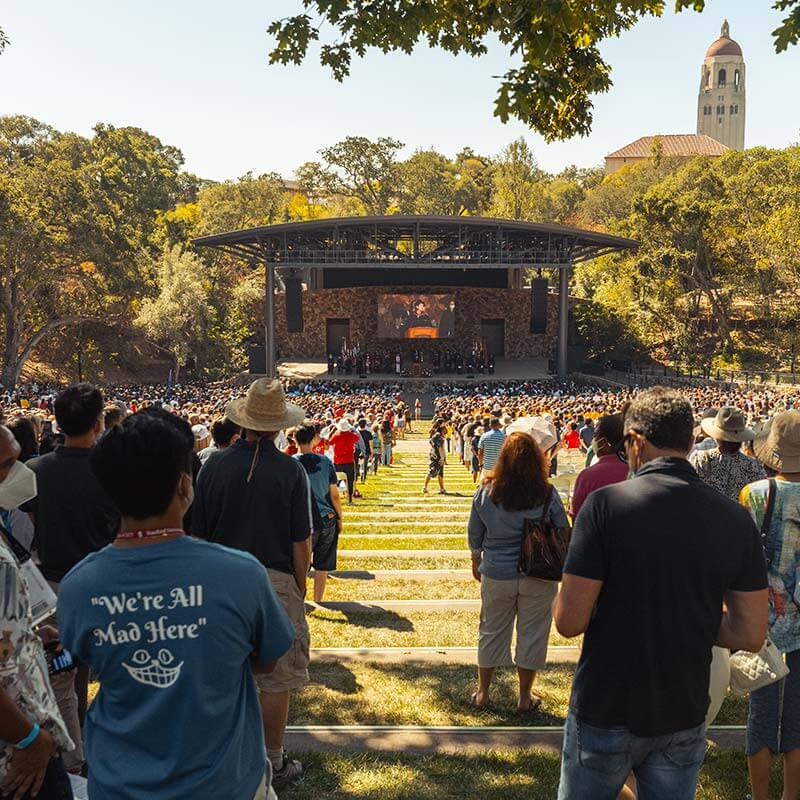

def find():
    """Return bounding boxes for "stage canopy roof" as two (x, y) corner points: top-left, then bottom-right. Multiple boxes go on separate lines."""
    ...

(191, 215), (638, 269)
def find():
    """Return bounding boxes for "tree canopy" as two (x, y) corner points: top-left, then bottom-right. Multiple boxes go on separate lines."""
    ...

(268, 1), (800, 141)
(2, 116), (800, 382)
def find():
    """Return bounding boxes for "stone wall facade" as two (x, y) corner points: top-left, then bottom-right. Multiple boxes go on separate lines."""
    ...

(274, 286), (559, 359)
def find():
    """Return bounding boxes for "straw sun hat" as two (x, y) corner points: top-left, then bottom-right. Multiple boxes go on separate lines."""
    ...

(225, 378), (305, 432)
(700, 406), (754, 443)
(753, 411), (800, 473)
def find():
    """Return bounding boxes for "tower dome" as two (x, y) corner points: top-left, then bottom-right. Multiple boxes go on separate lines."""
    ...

(697, 20), (746, 151)
(706, 20), (742, 58)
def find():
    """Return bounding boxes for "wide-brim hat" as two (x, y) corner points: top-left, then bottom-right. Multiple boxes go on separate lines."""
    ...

(753, 411), (800, 473)
(225, 378), (305, 432)
(506, 416), (558, 453)
(700, 406), (754, 443)
(337, 419), (354, 433)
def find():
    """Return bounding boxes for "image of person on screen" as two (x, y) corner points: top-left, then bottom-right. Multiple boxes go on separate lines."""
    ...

(438, 299), (455, 338)
(402, 298), (433, 333)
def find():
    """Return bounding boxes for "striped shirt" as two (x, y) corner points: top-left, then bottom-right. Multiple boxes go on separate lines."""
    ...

(478, 429), (506, 471)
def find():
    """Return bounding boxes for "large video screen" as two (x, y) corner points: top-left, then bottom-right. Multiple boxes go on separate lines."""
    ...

(377, 294), (456, 339)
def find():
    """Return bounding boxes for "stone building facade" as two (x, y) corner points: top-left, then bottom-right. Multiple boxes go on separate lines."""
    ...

(697, 20), (746, 151)
(274, 286), (560, 360)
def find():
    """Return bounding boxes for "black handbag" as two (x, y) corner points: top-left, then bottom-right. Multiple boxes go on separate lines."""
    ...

(518, 488), (572, 581)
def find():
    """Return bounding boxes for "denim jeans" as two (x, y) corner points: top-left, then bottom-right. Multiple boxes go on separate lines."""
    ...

(558, 711), (706, 800)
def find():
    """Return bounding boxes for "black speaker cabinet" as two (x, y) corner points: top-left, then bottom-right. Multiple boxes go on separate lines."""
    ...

(530, 278), (548, 334)
(247, 344), (266, 374)
(285, 277), (304, 333)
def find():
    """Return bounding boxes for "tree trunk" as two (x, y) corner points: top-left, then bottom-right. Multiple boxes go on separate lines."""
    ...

(1, 304), (22, 389)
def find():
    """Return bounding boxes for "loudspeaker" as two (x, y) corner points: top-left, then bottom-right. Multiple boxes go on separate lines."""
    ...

(530, 278), (548, 334)
(285, 277), (303, 333)
(248, 344), (266, 374)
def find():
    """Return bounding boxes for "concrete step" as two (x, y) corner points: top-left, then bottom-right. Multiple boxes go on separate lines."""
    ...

(285, 725), (746, 754)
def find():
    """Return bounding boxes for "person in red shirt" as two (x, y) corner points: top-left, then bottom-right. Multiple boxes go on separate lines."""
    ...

(570, 413), (628, 518)
(329, 419), (360, 503)
(562, 422), (581, 450)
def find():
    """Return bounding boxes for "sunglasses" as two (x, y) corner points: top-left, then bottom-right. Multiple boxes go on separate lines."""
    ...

(617, 433), (634, 464)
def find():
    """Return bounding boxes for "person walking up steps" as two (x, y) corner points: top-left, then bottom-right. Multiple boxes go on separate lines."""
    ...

(294, 424), (343, 604)
(478, 418), (506, 479)
(423, 421), (447, 495)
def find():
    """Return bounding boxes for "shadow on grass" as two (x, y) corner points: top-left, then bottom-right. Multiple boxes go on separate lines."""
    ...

(309, 607), (415, 633)
(329, 571), (377, 581)
(283, 749), (765, 799)
(313, 661), (361, 695)
(294, 662), (571, 727)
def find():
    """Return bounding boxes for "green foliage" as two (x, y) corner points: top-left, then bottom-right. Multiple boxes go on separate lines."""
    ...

(312, 136), (404, 215)
(135, 246), (210, 377)
(574, 146), (800, 367)
(268, 2), (799, 141)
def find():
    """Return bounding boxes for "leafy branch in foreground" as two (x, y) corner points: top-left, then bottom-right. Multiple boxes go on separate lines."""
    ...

(268, 1), (799, 141)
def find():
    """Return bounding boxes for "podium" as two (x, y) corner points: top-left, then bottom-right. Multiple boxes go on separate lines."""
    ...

(404, 326), (438, 339)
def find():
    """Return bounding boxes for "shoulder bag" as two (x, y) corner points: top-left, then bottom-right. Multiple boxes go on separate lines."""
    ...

(729, 479), (790, 696)
(518, 488), (572, 581)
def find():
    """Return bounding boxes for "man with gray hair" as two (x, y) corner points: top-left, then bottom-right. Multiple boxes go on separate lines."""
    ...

(554, 387), (769, 800)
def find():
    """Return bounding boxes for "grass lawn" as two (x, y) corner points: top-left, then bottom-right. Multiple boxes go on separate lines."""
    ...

(335, 555), (469, 571)
(339, 535), (467, 550)
(311, 576), (479, 601)
(292, 661), (747, 728)
(280, 749), (777, 800)
(307, 608), (576, 649)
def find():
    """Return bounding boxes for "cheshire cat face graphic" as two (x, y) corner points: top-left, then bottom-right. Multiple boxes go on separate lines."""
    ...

(122, 648), (183, 688)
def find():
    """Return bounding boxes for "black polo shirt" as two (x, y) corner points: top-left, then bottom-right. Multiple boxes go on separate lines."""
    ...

(24, 446), (121, 582)
(191, 439), (312, 574)
(565, 457), (767, 737)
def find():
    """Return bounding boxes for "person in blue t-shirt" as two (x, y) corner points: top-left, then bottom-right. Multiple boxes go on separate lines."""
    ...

(58, 408), (294, 800)
(293, 424), (343, 602)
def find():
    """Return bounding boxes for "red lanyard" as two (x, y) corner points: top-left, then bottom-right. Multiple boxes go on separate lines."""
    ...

(115, 528), (184, 541)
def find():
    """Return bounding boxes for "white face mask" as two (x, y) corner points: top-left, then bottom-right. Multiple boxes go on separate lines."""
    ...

(0, 460), (37, 509)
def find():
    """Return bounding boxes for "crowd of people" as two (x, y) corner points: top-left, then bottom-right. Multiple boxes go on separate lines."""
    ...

(1, 374), (799, 799)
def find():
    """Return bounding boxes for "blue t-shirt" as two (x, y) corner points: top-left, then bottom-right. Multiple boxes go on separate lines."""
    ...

(294, 453), (338, 518)
(58, 536), (294, 800)
(478, 428), (506, 471)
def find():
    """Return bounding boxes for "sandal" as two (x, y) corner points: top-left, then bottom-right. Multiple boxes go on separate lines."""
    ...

(516, 695), (543, 715)
(470, 691), (490, 711)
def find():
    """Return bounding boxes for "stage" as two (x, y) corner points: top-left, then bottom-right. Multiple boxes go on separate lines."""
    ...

(276, 357), (551, 383)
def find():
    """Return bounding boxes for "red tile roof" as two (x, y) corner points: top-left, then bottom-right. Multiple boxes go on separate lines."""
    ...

(605, 134), (730, 160)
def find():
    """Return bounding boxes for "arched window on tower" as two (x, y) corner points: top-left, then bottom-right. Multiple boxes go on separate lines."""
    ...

(718, 68), (727, 87)
(734, 69), (741, 90)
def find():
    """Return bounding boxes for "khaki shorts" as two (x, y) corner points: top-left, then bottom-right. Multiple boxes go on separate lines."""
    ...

(478, 574), (557, 670)
(255, 569), (310, 694)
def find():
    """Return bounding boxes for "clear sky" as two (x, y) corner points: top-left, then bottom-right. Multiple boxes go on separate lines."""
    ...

(1, 1), (798, 180)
